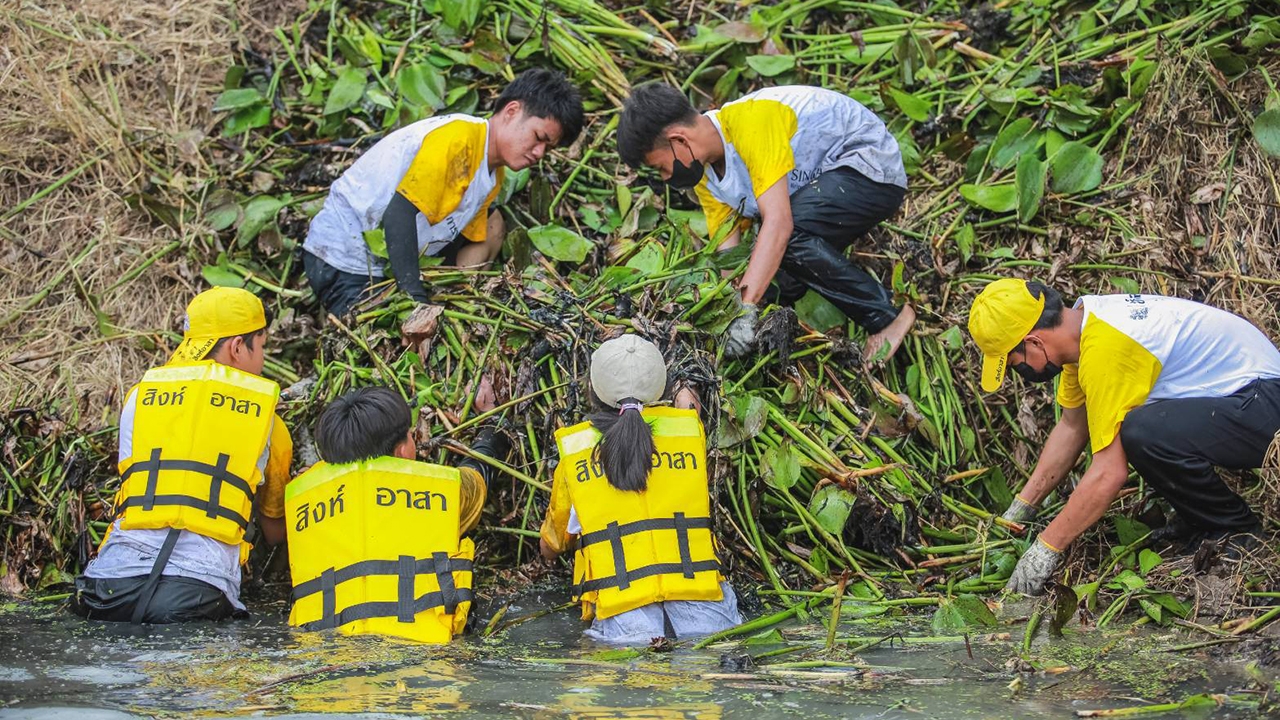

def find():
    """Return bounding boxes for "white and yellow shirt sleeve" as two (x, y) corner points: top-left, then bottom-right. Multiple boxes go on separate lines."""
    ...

(397, 118), (503, 248)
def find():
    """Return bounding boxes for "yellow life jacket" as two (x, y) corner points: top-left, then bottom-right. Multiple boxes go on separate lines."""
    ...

(115, 361), (278, 546)
(285, 456), (474, 644)
(557, 407), (723, 620)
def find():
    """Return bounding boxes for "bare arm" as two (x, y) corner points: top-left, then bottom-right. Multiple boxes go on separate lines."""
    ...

(737, 178), (793, 306)
(1019, 404), (1090, 506)
(1038, 437), (1130, 550)
(259, 515), (286, 546)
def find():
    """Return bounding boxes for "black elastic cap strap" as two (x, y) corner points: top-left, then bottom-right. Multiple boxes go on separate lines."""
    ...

(130, 527), (181, 625)
(397, 555), (416, 623)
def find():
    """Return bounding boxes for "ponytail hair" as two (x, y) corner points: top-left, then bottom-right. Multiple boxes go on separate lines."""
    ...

(589, 398), (655, 492)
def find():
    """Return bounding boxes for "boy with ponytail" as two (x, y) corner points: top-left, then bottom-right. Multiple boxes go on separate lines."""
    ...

(540, 334), (741, 643)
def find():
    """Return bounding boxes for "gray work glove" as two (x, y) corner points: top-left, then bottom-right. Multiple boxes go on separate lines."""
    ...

(724, 303), (759, 359)
(1005, 537), (1063, 596)
(1002, 495), (1039, 524)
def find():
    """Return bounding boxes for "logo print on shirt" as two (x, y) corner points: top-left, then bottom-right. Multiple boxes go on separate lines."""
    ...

(1130, 308), (1148, 320)
(1125, 295), (1145, 305)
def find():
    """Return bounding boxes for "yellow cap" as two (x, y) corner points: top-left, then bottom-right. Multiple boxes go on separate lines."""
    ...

(967, 278), (1044, 392)
(169, 287), (267, 365)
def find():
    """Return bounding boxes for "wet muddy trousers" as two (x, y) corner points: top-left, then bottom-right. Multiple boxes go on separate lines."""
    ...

(765, 167), (907, 333)
(1119, 377), (1280, 532)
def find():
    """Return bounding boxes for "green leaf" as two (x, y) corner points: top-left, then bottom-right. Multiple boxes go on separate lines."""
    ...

(954, 223), (975, 264)
(990, 117), (1039, 169)
(952, 594), (997, 628)
(236, 195), (286, 247)
(1138, 548), (1163, 576)
(938, 325), (964, 351)
(746, 55), (796, 77)
(1113, 516), (1151, 546)
(624, 242), (663, 275)
(358, 29), (383, 66)
(794, 291), (845, 332)
(212, 88), (265, 112)
(1109, 276), (1140, 294)
(959, 183), (1017, 213)
(888, 87), (931, 122)
(1049, 141), (1104, 194)
(324, 67), (368, 115)
(762, 441), (802, 490)
(222, 105), (271, 136)
(1015, 153), (1046, 223)
(396, 63), (446, 110)
(201, 265), (245, 288)
(809, 484), (856, 535)
(1253, 107), (1280, 158)
(363, 227), (387, 259)
(206, 201), (241, 232)
(528, 225), (593, 263)
(982, 466), (1013, 511)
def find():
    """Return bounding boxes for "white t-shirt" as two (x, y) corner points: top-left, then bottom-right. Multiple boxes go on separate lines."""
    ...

(303, 115), (501, 275)
(1058, 294), (1280, 452)
(694, 85), (906, 237)
(82, 388), (270, 610)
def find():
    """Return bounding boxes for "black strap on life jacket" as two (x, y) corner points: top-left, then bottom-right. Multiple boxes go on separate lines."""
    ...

(292, 553), (474, 632)
(116, 449), (253, 530)
(571, 512), (722, 595)
(130, 527), (181, 625)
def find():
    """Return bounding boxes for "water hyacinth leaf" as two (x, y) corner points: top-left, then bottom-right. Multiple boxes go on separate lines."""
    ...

(953, 594), (997, 628)
(397, 63), (446, 110)
(205, 200), (241, 232)
(959, 183), (1017, 213)
(715, 21), (766, 43)
(201, 264), (245, 288)
(236, 195), (286, 247)
(795, 291), (845, 332)
(324, 67), (368, 115)
(954, 223), (975, 263)
(938, 325), (964, 351)
(1048, 584), (1078, 636)
(888, 87), (931, 122)
(762, 441), (802, 490)
(223, 105), (271, 136)
(1252, 107), (1280, 158)
(212, 87), (265, 112)
(990, 117), (1039, 169)
(1049, 141), (1104, 194)
(982, 466), (1013, 510)
(1138, 548), (1163, 576)
(809, 484), (856, 535)
(1015, 153), (1046, 222)
(746, 54), (795, 77)
(1113, 516), (1151, 546)
(625, 242), (663, 275)
(528, 225), (592, 263)
(1109, 276), (1140, 294)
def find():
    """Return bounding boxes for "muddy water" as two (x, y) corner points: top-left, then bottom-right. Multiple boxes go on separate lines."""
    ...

(0, 592), (1269, 718)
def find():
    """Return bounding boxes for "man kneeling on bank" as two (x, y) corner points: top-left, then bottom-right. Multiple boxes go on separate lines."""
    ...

(285, 387), (509, 643)
(969, 279), (1280, 596)
(74, 287), (293, 623)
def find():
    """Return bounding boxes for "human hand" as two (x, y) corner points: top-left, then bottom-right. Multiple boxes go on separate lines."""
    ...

(1001, 495), (1039, 524)
(723, 303), (759, 359)
(1005, 537), (1063, 596)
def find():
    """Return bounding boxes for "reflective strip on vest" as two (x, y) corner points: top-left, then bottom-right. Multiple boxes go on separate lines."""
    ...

(285, 456), (472, 644)
(117, 361), (277, 545)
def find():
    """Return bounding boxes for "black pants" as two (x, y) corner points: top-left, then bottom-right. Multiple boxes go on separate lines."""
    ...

(72, 574), (239, 624)
(1119, 378), (1280, 532)
(768, 167), (907, 333)
(303, 237), (470, 316)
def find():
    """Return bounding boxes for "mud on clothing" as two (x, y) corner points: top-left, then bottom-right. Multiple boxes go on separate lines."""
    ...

(1058, 294), (1280, 530)
(692, 86), (908, 332)
(77, 386), (293, 615)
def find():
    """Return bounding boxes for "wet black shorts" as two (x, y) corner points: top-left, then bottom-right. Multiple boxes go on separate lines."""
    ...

(72, 574), (241, 624)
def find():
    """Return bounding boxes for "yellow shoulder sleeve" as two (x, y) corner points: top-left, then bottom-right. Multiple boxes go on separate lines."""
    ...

(718, 99), (798, 199)
(258, 413), (294, 519)
(1077, 317), (1163, 453)
(694, 180), (735, 241)
(539, 460), (575, 554)
(1056, 363), (1085, 409)
(460, 168), (503, 243)
(396, 119), (487, 224)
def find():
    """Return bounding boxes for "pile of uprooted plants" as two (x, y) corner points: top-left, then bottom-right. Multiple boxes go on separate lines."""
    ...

(3, 0), (1280, 642)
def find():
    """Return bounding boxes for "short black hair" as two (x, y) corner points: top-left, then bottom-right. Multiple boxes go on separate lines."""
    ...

(314, 387), (413, 464)
(617, 82), (699, 169)
(206, 305), (274, 358)
(493, 68), (584, 147)
(1026, 281), (1064, 330)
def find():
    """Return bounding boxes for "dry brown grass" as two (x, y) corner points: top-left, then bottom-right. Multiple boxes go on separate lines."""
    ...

(0, 0), (304, 426)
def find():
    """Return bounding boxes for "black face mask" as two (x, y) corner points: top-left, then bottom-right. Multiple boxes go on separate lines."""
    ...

(1012, 343), (1062, 384)
(666, 138), (704, 190)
